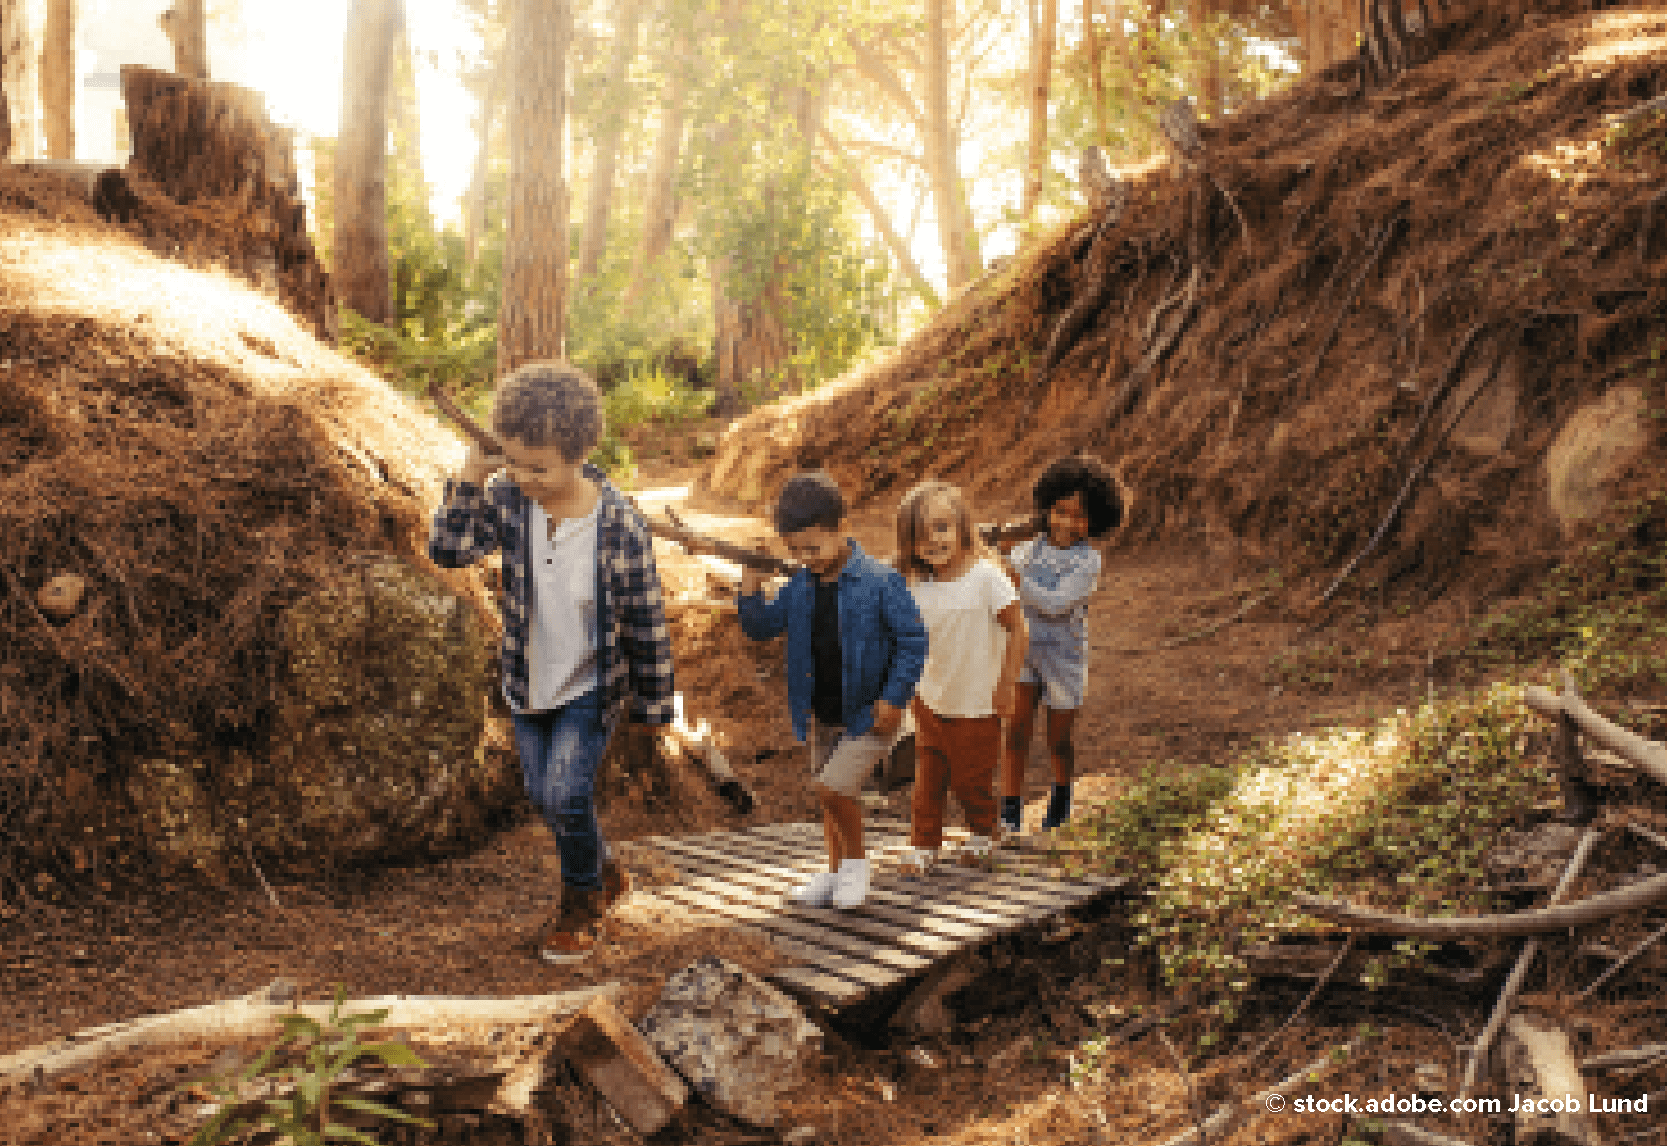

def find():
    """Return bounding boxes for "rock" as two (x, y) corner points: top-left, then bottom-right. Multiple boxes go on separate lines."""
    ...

(550, 994), (688, 1135)
(263, 554), (509, 864)
(126, 553), (518, 878)
(35, 573), (86, 621)
(637, 956), (823, 1128)
(1544, 386), (1651, 530)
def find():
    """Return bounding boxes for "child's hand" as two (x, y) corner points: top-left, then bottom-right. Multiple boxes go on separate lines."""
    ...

(871, 699), (903, 739)
(993, 680), (1019, 720)
(460, 441), (507, 486)
(739, 566), (766, 596)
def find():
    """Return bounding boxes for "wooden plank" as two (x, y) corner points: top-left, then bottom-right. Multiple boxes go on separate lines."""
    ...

(696, 833), (1073, 925)
(631, 881), (930, 973)
(639, 862), (962, 956)
(631, 890), (899, 1006)
(769, 965), (870, 1009)
(725, 826), (1111, 906)
(648, 836), (1004, 937)
(749, 822), (1122, 891)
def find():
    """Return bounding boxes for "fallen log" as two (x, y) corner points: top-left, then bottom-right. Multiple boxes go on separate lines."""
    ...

(1524, 671), (1667, 788)
(1500, 1011), (1603, 1146)
(550, 992), (689, 1135)
(0, 978), (620, 1091)
(1581, 1041), (1667, 1073)
(1291, 868), (1667, 939)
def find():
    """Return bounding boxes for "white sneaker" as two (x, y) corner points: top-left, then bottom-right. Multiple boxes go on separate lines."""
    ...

(788, 871), (838, 907)
(953, 834), (994, 868)
(832, 858), (871, 908)
(897, 847), (937, 878)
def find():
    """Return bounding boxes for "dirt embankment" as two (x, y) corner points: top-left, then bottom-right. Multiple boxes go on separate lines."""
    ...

(702, 1), (1667, 609)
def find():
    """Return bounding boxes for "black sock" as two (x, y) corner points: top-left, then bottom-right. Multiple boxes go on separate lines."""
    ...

(1045, 783), (1072, 823)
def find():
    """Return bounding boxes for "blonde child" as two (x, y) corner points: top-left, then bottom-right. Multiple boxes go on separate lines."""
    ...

(997, 454), (1123, 832)
(895, 481), (1028, 873)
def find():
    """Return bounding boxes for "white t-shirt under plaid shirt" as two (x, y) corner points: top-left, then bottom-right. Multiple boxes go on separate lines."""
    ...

(526, 500), (601, 711)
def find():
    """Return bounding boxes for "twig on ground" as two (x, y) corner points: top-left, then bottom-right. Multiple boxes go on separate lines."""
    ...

(1458, 827), (1599, 1100)
(1245, 935), (1357, 1065)
(1156, 1028), (1210, 1146)
(1155, 1034), (1372, 1146)
(243, 839), (284, 911)
(1629, 822), (1667, 853)
(1577, 915), (1667, 1001)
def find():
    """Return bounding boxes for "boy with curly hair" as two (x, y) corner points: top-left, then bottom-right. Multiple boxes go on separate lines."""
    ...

(428, 361), (675, 964)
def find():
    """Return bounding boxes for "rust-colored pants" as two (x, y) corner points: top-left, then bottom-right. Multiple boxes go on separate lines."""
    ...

(909, 698), (1001, 848)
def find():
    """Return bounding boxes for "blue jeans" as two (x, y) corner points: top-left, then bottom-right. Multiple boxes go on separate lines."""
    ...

(511, 688), (611, 889)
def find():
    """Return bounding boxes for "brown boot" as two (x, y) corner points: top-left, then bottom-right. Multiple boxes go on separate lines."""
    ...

(538, 885), (604, 966)
(601, 859), (631, 911)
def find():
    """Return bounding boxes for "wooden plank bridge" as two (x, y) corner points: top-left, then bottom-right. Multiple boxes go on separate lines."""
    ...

(630, 820), (1126, 1009)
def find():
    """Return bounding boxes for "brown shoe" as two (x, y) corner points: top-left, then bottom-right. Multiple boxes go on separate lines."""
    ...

(602, 860), (631, 911)
(538, 885), (604, 965)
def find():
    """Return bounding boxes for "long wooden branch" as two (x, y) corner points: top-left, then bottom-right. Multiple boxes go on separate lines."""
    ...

(0, 979), (619, 1089)
(1293, 865), (1667, 940)
(427, 378), (1041, 574)
(1524, 670), (1667, 787)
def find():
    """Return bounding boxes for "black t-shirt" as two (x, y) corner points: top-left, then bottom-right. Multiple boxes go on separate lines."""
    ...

(810, 577), (843, 726)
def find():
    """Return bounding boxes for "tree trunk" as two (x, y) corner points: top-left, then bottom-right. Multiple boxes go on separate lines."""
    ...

(622, 24), (691, 308)
(498, 0), (573, 374)
(817, 131), (940, 310)
(576, 0), (643, 288)
(925, 0), (978, 290)
(334, 0), (401, 327)
(162, 0), (209, 80)
(463, 66), (497, 265)
(1191, 3), (1222, 118)
(1021, 0), (1057, 227)
(40, 0), (70, 161)
(1083, 0), (1111, 153)
(2, 0), (37, 160)
(121, 66), (337, 342)
(710, 259), (792, 418)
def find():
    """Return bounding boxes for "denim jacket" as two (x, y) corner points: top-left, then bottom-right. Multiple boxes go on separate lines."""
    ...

(737, 539), (927, 742)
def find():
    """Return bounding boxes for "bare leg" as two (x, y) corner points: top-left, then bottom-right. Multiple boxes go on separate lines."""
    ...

(1045, 707), (1078, 786)
(1000, 683), (1043, 801)
(818, 784), (865, 865)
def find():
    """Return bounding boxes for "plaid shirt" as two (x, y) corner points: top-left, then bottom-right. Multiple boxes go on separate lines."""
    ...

(427, 464), (675, 725)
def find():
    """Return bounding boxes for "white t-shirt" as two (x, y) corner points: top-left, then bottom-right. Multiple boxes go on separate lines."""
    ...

(523, 500), (600, 712)
(909, 558), (1019, 718)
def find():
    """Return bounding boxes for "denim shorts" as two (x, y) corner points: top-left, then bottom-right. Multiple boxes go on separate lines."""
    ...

(1018, 624), (1086, 710)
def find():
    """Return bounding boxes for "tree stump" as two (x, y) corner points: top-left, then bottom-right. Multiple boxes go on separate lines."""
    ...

(117, 65), (336, 343)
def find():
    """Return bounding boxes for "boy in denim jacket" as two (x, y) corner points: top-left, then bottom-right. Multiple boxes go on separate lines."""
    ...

(738, 472), (927, 908)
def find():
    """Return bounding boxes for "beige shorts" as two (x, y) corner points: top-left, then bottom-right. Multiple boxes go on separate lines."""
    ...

(806, 714), (898, 800)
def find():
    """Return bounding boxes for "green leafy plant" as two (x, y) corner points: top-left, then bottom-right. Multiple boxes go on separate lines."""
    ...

(186, 985), (434, 1146)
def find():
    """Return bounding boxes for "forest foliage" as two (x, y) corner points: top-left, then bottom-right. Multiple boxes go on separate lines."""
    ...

(313, 0), (1303, 428)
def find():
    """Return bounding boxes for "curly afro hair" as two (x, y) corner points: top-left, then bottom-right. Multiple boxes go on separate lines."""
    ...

(1032, 454), (1123, 539)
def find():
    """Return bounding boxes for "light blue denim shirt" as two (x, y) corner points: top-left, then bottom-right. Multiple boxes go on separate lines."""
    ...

(737, 539), (928, 743)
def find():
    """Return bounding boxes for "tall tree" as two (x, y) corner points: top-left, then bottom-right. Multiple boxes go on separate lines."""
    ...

(159, 0), (209, 79)
(923, 0), (978, 289)
(1021, 0), (1057, 226)
(622, 14), (692, 308)
(1081, 0), (1111, 152)
(1, 0), (37, 160)
(335, 0), (402, 326)
(498, 0), (573, 372)
(576, 0), (644, 288)
(41, 0), (71, 160)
